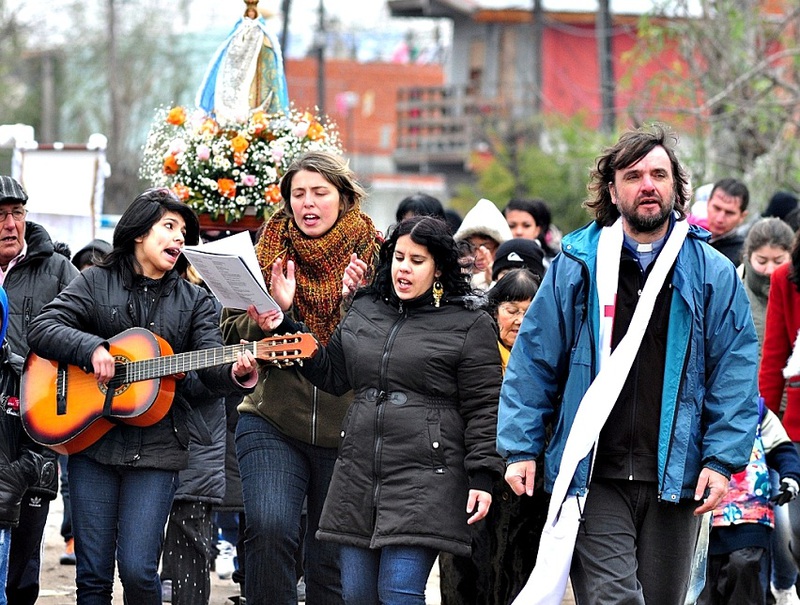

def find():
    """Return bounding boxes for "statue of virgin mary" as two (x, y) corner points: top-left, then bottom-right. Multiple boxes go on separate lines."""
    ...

(195, 3), (290, 121)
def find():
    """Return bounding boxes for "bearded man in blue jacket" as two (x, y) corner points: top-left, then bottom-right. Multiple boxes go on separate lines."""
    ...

(497, 124), (758, 605)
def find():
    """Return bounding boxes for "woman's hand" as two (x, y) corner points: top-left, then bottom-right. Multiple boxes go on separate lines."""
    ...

(341, 253), (368, 299)
(91, 345), (116, 385)
(476, 244), (494, 284)
(246, 306), (285, 333)
(466, 489), (492, 524)
(232, 345), (257, 379)
(270, 257), (296, 312)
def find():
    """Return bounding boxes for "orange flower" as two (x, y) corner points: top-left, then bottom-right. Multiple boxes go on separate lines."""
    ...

(307, 122), (325, 141)
(251, 111), (268, 134)
(172, 183), (190, 201)
(166, 106), (186, 126)
(265, 184), (282, 205)
(163, 154), (179, 175)
(218, 179), (236, 199)
(198, 118), (219, 136)
(231, 135), (249, 154)
(234, 152), (246, 167)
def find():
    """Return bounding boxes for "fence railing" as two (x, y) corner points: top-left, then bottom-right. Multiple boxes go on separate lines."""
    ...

(394, 86), (507, 168)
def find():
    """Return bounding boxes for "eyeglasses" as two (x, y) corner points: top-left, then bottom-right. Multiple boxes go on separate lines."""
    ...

(498, 303), (527, 318)
(0, 208), (26, 222)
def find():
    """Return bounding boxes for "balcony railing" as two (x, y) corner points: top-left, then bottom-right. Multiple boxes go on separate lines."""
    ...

(394, 86), (507, 169)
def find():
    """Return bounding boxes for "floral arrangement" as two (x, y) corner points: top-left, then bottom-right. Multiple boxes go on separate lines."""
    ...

(140, 105), (342, 223)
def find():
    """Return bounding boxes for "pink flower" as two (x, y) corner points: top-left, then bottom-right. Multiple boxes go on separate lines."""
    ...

(292, 121), (309, 139)
(241, 174), (257, 187)
(196, 144), (211, 161)
(271, 147), (285, 164)
(168, 138), (186, 155)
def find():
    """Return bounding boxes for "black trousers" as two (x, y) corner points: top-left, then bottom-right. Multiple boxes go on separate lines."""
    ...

(698, 546), (768, 605)
(162, 501), (215, 605)
(7, 495), (49, 605)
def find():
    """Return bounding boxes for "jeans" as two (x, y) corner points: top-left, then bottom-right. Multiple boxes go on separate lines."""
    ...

(68, 454), (178, 605)
(571, 479), (701, 605)
(59, 454), (72, 542)
(236, 413), (342, 605)
(340, 544), (438, 605)
(0, 526), (10, 605)
(770, 468), (797, 590)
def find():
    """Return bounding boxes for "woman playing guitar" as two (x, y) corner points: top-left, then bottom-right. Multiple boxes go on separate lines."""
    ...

(26, 188), (258, 605)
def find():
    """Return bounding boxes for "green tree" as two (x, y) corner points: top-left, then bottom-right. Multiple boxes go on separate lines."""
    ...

(454, 115), (615, 234)
(53, 0), (201, 214)
(628, 0), (800, 205)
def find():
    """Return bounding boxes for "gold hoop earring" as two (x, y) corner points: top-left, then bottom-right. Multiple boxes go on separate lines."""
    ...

(433, 281), (443, 308)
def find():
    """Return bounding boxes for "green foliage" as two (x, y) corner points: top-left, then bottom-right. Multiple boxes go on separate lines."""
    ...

(453, 116), (616, 234)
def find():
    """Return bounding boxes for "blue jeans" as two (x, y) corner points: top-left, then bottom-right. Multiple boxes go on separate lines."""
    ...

(68, 455), (178, 605)
(770, 468), (797, 590)
(236, 413), (342, 605)
(0, 526), (10, 605)
(340, 544), (438, 605)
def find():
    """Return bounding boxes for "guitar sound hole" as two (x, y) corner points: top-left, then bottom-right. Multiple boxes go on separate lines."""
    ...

(97, 360), (131, 396)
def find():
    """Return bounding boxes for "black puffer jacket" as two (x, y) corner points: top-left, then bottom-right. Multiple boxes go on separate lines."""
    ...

(299, 291), (504, 557)
(0, 343), (53, 527)
(26, 265), (252, 471)
(172, 371), (226, 503)
(6, 221), (79, 499)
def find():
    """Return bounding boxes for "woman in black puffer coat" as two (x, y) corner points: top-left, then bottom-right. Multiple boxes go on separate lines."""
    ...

(253, 215), (504, 605)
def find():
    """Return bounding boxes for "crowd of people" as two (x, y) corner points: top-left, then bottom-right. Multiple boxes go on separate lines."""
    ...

(0, 123), (797, 605)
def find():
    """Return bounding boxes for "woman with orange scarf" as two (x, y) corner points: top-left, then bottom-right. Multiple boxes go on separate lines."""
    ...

(221, 150), (381, 605)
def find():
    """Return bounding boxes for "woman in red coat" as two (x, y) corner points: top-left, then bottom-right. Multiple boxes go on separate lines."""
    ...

(760, 228), (800, 585)
(761, 231), (800, 435)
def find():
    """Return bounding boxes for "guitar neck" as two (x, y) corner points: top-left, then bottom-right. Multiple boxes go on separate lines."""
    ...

(122, 342), (254, 383)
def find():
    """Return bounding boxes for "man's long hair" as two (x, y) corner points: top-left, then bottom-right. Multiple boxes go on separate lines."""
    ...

(584, 124), (692, 227)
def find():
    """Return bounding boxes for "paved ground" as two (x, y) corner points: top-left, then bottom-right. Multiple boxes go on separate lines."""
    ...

(37, 492), (574, 604)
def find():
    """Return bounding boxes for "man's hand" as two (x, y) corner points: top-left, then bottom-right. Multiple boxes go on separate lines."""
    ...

(693, 467), (730, 515)
(505, 460), (536, 497)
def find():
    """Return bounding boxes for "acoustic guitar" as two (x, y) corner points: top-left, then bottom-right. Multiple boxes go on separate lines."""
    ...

(20, 327), (317, 455)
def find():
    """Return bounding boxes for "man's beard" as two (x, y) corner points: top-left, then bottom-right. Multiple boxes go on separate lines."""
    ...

(621, 195), (675, 234)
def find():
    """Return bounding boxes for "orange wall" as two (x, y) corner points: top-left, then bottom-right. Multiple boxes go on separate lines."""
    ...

(285, 59), (445, 157)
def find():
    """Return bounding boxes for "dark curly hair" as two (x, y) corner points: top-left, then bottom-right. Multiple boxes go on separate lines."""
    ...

(368, 215), (471, 301)
(99, 187), (199, 277)
(585, 123), (691, 226)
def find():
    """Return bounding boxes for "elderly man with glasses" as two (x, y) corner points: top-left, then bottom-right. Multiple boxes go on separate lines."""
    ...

(0, 175), (79, 605)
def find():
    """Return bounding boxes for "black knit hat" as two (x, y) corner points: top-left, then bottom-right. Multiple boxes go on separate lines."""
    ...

(492, 238), (545, 281)
(0, 176), (27, 205)
(764, 191), (799, 221)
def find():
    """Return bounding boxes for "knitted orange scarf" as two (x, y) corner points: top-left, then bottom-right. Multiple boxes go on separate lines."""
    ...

(255, 207), (381, 344)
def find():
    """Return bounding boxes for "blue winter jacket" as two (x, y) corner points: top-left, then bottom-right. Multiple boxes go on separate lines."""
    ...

(497, 220), (759, 503)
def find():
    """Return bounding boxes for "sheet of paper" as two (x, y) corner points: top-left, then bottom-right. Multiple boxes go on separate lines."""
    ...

(191, 231), (267, 290)
(182, 234), (279, 313)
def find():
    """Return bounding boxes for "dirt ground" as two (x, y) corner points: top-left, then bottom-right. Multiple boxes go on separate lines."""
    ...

(36, 492), (574, 604)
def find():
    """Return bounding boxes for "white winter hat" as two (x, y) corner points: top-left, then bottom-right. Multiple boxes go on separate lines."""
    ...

(453, 198), (513, 245)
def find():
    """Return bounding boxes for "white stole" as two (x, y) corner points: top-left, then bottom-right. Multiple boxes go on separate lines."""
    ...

(511, 216), (689, 605)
